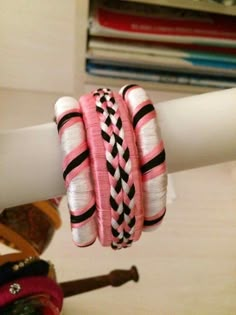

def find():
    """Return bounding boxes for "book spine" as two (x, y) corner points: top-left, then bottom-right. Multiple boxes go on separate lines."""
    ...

(95, 7), (236, 40)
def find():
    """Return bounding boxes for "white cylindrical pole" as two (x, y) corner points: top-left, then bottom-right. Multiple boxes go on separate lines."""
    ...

(158, 87), (236, 172)
(0, 123), (65, 209)
(0, 88), (235, 208)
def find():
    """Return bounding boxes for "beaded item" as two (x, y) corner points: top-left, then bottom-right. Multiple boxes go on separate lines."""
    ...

(0, 253), (37, 266)
(0, 257), (55, 286)
(0, 276), (63, 311)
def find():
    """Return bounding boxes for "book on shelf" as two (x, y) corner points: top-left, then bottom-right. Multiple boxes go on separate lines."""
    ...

(124, 0), (236, 15)
(89, 0), (236, 46)
(88, 37), (236, 77)
(212, 0), (236, 5)
(210, 0), (235, 4)
(86, 60), (236, 89)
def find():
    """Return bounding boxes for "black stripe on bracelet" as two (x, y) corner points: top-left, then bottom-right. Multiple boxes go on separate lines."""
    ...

(121, 84), (138, 99)
(63, 149), (89, 180)
(133, 104), (155, 129)
(141, 149), (165, 174)
(144, 208), (166, 226)
(70, 204), (96, 224)
(57, 112), (82, 132)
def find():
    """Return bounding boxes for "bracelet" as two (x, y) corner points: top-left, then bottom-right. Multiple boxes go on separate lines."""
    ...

(0, 276), (63, 311)
(0, 200), (61, 255)
(55, 84), (167, 249)
(79, 92), (111, 246)
(79, 89), (144, 249)
(55, 96), (97, 247)
(120, 84), (168, 229)
(92, 88), (136, 248)
(0, 257), (52, 286)
(113, 92), (144, 241)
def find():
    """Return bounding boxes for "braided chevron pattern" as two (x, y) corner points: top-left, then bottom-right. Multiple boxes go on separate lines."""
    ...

(93, 88), (136, 249)
(120, 85), (167, 230)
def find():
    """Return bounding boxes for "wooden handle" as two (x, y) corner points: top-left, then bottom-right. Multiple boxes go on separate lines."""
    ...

(60, 266), (139, 298)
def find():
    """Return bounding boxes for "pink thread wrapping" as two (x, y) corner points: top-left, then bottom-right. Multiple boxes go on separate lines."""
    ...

(93, 89), (126, 249)
(120, 85), (167, 230)
(79, 94), (112, 246)
(62, 141), (89, 188)
(93, 88), (137, 249)
(55, 97), (97, 247)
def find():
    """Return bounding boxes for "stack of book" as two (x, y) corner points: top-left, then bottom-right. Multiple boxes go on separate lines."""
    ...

(86, 0), (236, 90)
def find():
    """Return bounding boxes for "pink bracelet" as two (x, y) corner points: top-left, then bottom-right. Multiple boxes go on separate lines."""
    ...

(55, 97), (97, 247)
(113, 92), (144, 241)
(79, 93), (112, 246)
(0, 276), (63, 311)
(93, 89), (143, 248)
(79, 89), (144, 248)
(120, 85), (167, 230)
(55, 85), (167, 248)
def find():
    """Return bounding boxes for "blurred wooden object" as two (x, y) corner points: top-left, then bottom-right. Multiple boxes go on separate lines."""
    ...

(60, 266), (139, 298)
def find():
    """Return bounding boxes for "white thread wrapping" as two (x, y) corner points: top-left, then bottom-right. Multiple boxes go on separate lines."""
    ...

(55, 96), (97, 246)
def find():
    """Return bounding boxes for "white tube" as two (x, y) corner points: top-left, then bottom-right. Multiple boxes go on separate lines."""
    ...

(0, 88), (236, 208)
(158, 87), (236, 172)
(0, 123), (65, 208)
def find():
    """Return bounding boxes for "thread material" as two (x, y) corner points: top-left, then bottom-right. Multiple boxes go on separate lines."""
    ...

(55, 86), (166, 248)
(120, 85), (167, 230)
(113, 92), (144, 240)
(55, 97), (97, 247)
(93, 88), (137, 249)
(79, 93), (112, 246)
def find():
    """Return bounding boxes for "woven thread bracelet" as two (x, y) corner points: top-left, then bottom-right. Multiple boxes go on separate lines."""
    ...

(80, 89), (144, 249)
(92, 88), (138, 248)
(114, 92), (144, 240)
(120, 84), (168, 229)
(79, 92), (112, 246)
(0, 276), (63, 311)
(93, 88), (128, 248)
(55, 96), (97, 247)
(54, 84), (167, 249)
